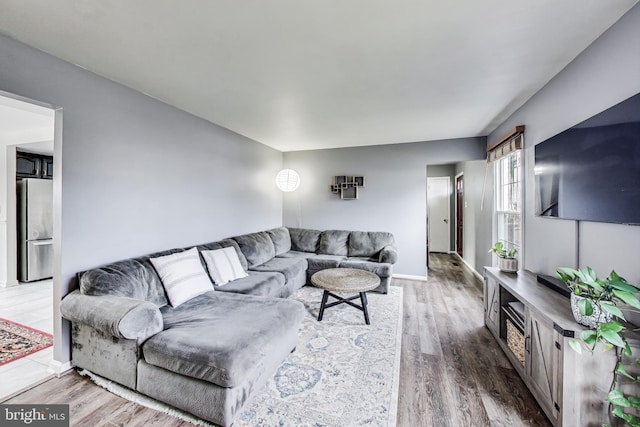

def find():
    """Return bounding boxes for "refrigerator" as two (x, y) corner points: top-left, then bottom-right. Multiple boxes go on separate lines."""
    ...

(17, 178), (53, 282)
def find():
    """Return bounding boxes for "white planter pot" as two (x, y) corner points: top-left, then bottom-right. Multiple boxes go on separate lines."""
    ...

(498, 257), (518, 273)
(570, 293), (613, 329)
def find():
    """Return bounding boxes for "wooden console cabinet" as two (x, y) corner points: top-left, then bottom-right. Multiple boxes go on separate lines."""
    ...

(483, 267), (620, 427)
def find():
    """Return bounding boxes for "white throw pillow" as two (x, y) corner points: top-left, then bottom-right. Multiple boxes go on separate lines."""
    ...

(201, 246), (249, 285)
(150, 247), (214, 307)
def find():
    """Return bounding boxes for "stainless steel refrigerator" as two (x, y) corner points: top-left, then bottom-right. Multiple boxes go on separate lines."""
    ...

(17, 178), (53, 282)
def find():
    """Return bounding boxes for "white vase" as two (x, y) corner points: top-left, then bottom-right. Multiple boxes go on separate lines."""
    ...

(570, 293), (613, 329)
(498, 257), (518, 273)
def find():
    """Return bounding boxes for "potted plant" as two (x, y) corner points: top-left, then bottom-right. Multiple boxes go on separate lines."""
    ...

(557, 267), (639, 328)
(488, 242), (518, 273)
(557, 266), (640, 426)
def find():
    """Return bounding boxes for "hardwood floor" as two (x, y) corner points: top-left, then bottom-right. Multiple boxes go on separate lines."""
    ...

(397, 254), (550, 427)
(2, 255), (551, 426)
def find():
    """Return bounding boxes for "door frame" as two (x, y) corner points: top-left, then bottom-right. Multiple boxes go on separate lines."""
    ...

(455, 172), (464, 257)
(427, 176), (451, 254)
(0, 89), (65, 374)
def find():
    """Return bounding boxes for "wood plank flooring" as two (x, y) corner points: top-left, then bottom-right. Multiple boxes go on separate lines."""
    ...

(3, 254), (551, 426)
(397, 254), (550, 427)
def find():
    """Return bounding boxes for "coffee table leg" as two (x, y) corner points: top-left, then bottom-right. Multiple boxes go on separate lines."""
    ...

(360, 292), (370, 325)
(318, 290), (329, 321)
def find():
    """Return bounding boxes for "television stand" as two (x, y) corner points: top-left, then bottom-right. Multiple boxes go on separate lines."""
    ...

(483, 267), (623, 427)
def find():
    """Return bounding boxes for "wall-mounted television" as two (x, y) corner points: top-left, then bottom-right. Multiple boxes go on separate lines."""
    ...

(534, 92), (640, 225)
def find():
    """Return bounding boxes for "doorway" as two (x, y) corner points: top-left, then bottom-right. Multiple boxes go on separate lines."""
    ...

(427, 176), (451, 254)
(455, 173), (464, 257)
(0, 92), (57, 399)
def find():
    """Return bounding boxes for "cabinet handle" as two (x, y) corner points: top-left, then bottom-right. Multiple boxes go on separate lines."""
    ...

(525, 336), (531, 353)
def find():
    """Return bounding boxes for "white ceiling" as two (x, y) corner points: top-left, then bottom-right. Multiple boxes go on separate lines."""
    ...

(0, 0), (636, 151)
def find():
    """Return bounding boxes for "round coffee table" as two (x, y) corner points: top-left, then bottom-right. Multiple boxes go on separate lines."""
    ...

(311, 268), (380, 325)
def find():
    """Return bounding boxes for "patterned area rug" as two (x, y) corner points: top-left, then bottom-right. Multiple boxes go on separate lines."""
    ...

(0, 318), (53, 366)
(81, 285), (403, 427)
(236, 285), (403, 427)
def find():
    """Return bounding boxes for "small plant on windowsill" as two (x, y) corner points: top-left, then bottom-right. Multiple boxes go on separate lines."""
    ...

(557, 267), (640, 426)
(488, 242), (518, 273)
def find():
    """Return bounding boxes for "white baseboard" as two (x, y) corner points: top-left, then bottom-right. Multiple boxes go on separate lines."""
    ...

(453, 253), (484, 282)
(392, 273), (428, 281)
(48, 360), (73, 376)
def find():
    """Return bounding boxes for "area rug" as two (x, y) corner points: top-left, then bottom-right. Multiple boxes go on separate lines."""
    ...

(80, 285), (403, 427)
(236, 285), (403, 427)
(0, 318), (53, 366)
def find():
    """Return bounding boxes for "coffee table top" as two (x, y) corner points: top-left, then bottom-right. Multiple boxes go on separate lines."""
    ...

(311, 268), (380, 293)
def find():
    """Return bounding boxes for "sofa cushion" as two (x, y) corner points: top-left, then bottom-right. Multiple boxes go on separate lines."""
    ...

(143, 291), (305, 388)
(266, 227), (292, 256)
(214, 271), (286, 297)
(288, 228), (322, 253)
(318, 230), (350, 256)
(233, 232), (276, 268)
(249, 257), (308, 285)
(150, 247), (214, 307)
(307, 254), (347, 271)
(197, 239), (248, 271)
(201, 247), (248, 285)
(78, 249), (185, 307)
(348, 231), (395, 257)
(339, 258), (393, 277)
(276, 250), (316, 259)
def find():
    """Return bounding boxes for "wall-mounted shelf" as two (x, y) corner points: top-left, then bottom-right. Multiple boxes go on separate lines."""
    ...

(330, 175), (365, 200)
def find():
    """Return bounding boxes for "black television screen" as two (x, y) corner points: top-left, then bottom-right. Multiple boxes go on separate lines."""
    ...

(534, 92), (640, 225)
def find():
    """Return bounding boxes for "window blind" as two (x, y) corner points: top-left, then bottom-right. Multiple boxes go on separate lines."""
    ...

(487, 125), (525, 162)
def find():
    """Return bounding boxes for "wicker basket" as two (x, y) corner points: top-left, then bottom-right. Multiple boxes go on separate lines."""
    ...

(506, 318), (525, 366)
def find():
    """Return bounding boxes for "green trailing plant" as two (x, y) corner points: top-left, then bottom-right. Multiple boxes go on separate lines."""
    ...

(488, 241), (517, 259)
(557, 267), (640, 426)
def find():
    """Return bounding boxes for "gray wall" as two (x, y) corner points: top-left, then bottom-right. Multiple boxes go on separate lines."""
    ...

(0, 35), (284, 365)
(282, 138), (486, 276)
(455, 160), (494, 273)
(487, 4), (640, 283)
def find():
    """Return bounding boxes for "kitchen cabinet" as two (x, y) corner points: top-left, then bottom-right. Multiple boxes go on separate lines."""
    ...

(16, 151), (53, 180)
(41, 156), (54, 179)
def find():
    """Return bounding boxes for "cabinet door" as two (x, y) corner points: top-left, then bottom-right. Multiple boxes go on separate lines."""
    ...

(526, 312), (560, 422)
(41, 156), (54, 179)
(484, 277), (500, 334)
(16, 152), (41, 179)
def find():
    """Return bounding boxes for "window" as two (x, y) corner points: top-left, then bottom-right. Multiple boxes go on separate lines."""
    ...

(495, 150), (522, 258)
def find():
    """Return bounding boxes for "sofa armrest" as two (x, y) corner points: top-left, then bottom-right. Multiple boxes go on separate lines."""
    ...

(379, 245), (398, 264)
(60, 290), (163, 342)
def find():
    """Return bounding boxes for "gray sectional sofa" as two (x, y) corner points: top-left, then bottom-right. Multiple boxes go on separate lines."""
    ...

(60, 226), (397, 426)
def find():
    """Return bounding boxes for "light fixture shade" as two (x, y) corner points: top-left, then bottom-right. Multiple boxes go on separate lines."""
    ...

(275, 169), (300, 192)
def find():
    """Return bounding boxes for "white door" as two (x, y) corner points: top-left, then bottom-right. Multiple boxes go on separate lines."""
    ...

(427, 177), (450, 253)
